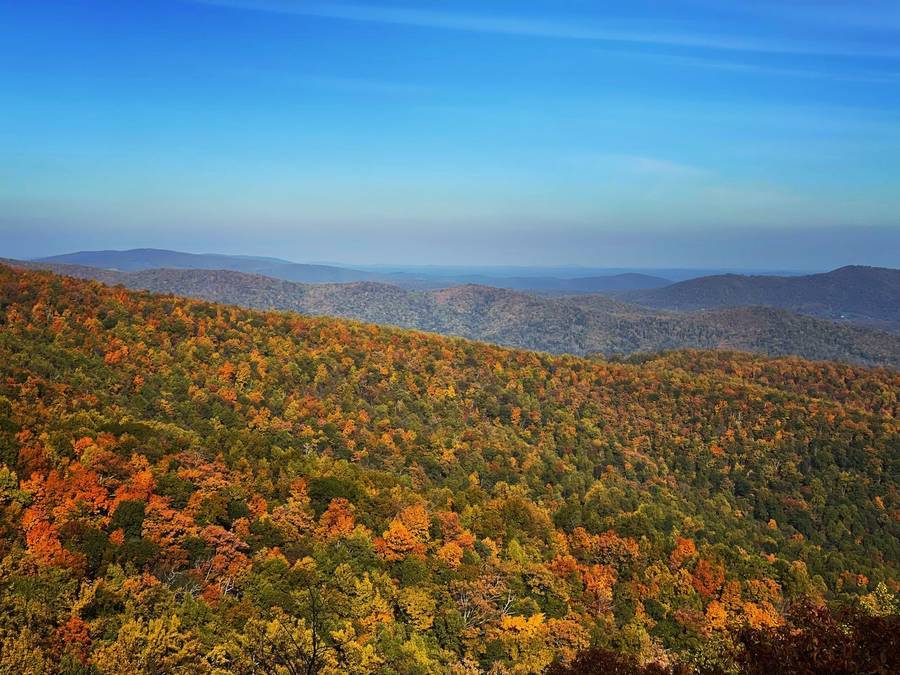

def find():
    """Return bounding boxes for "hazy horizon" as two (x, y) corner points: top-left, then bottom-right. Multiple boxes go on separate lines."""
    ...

(6, 226), (898, 270)
(21, 245), (872, 276)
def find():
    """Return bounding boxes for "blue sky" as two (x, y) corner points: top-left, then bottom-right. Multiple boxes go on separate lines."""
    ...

(1, 0), (899, 268)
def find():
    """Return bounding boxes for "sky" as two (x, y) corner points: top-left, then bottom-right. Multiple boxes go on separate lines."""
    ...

(1, 0), (899, 269)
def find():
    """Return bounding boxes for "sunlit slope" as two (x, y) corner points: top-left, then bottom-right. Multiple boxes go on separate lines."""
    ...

(0, 264), (896, 671)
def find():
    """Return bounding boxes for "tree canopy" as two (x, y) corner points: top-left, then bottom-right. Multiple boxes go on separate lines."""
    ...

(0, 264), (896, 673)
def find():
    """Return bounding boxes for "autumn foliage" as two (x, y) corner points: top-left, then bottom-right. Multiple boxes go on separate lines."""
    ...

(0, 264), (896, 672)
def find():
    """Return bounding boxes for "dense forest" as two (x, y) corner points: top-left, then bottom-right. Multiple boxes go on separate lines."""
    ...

(0, 264), (897, 673)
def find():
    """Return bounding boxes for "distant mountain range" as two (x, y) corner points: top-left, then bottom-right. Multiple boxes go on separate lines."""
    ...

(33, 248), (672, 293)
(620, 265), (900, 332)
(34, 248), (381, 283)
(7, 259), (899, 367)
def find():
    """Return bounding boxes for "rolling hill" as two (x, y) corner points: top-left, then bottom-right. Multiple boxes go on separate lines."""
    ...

(6, 259), (900, 367)
(620, 265), (900, 332)
(0, 264), (896, 672)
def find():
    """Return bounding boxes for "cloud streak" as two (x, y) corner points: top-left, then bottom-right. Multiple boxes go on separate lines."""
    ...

(632, 53), (900, 85)
(725, 0), (900, 33)
(185, 0), (900, 58)
(568, 153), (713, 181)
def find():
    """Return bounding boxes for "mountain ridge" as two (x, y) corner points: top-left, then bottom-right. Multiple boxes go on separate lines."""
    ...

(619, 264), (900, 332)
(5, 259), (898, 368)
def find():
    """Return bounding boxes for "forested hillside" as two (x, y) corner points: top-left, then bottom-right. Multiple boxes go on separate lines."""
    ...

(620, 266), (900, 333)
(0, 265), (897, 673)
(7, 260), (900, 368)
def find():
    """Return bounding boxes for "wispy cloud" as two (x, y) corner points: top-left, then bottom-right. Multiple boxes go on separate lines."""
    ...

(569, 153), (712, 180)
(619, 156), (710, 179)
(634, 53), (900, 85)
(185, 0), (900, 58)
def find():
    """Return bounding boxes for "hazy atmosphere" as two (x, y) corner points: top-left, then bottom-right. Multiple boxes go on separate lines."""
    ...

(2, 0), (899, 268)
